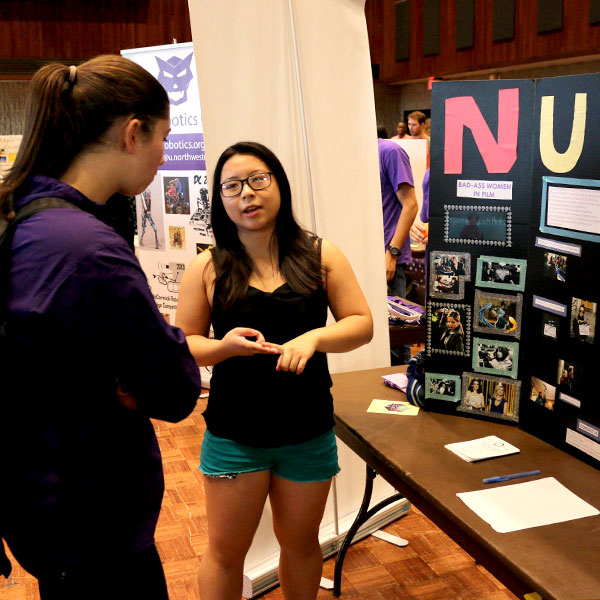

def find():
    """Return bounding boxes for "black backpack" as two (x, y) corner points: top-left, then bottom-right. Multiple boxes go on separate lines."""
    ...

(0, 196), (79, 578)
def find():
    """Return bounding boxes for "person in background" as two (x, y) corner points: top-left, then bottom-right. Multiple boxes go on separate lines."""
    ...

(0, 55), (202, 599)
(377, 125), (418, 363)
(406, 111), (430, 166)
(175, 141), (373, 600)
(390, 120), (407, 139)
(410, 167), (429, 248)
(406, 111), (429, 140)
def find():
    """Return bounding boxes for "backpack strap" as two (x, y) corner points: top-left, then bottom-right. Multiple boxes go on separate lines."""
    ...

(0, 197), (81, 321)
(0, 197), (80, 255)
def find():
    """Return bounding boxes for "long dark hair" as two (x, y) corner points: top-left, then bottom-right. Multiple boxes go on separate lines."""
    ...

(0, 54), (168, 218)
(210, 141), (323, 308)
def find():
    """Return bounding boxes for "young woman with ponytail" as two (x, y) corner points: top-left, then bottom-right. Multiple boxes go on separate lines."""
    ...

(0, 56), (201, 599)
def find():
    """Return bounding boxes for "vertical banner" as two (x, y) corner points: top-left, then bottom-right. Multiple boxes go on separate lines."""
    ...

(187, 0), (390, 374)
(186, 2), (406, 596)
(121, 42), (212, 324)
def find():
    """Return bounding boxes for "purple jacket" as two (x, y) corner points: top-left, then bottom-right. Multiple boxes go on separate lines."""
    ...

(1, 175), (201, 576)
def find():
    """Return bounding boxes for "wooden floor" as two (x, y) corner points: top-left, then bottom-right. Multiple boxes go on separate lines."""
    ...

(0, 396), (519, 600)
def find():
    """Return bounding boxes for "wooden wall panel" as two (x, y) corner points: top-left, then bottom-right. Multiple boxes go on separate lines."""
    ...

(367, 0), (600, 84)
(0, 0), (191, 78)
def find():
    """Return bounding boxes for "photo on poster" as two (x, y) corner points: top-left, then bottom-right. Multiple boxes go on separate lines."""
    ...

(164, 176), (191, 215)
(557, 358), (583, 397)
(427, 302), (471, 357)
(541, 312), (559, 340)
(136, 187), (165, 250)
(429, 251), (470, 300)
(530, 376), (556, 412)
(541, 252), (567, 282)
(458, 373), (520, 423)
(190, 186), (213, 238)
(472, 337), (519, 379)
(473, 290), (522, 339)
(444, 205), (511, 247)
(169, 226), (186, 250)
(425, 373), (461, 402)
(570, 297), (597, 344)
(475, 256), (526, 292)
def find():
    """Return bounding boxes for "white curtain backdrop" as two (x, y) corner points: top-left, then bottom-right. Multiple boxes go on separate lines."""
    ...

(187, 2), (403, 593)
(187, 0), (390, 373)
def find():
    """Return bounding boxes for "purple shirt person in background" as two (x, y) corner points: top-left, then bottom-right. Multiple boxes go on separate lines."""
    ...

(377, 129), (418, 364)
(377, 138), (417, 288)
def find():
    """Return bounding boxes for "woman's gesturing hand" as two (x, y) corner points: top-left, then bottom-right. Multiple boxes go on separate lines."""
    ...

(261, 332), (319, 374)
(222, 327), (281, 358)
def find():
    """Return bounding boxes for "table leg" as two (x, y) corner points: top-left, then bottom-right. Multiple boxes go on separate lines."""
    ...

(333, 464), (406, 596)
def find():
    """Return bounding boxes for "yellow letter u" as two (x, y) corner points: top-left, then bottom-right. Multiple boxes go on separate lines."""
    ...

(539, 93), (586, 173)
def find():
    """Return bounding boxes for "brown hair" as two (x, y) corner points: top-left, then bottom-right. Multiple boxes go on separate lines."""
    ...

(0, 54), (168, 218)
(210, 141), (325, 308)
(408, 110), (426, 125)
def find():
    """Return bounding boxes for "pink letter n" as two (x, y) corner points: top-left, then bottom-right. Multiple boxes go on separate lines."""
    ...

(444, 88), (519, 174)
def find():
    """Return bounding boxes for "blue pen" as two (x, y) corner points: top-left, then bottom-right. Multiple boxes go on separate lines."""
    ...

(482, 469), (541, 484)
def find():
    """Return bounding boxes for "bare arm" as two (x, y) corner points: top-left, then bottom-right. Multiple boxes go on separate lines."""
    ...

(386, 182), (418, 281)
(175, 251), (278, 366)
(262, 239), (373, 373)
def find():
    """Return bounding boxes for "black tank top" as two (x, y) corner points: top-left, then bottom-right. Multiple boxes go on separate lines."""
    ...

(204, 253), (334, 448)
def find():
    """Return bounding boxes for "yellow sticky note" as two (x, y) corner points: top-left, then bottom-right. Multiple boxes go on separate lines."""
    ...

(367, 399), (419, 416)
(524, 594), (543, 600)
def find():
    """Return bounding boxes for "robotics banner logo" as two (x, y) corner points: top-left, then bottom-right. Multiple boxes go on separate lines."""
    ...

(156, 52), (194, 106)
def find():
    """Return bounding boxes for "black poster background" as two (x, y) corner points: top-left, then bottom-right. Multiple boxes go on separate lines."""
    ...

(428, 75), (600, 470)
(427, 79), (534, 414)
(520, 73), (600, 468)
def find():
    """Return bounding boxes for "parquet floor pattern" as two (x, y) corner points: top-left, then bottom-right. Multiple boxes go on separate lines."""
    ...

(0, 397), (519, 600)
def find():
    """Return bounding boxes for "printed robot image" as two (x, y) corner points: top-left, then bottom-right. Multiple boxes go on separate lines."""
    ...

(140, 190), (159, 248)
(191, 187), (212, 237)
(166, 178), (184, 214)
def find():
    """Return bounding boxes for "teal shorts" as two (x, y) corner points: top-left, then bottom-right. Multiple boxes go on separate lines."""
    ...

(200, 428), (340, 483)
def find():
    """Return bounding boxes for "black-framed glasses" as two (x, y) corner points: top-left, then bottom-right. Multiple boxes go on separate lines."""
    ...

(220, 172), (273, 197)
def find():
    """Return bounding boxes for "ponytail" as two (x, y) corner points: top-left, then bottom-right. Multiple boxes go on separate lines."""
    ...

(0, 55), (168, 219)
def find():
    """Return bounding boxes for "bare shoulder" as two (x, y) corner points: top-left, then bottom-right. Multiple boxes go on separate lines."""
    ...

(185, 248), (215, 284)
(320, 238), (348, 267)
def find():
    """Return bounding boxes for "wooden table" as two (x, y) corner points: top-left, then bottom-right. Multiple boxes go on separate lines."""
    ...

(332, 367), (600, 600)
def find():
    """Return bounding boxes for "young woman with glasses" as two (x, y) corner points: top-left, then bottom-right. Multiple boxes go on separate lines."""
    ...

(176, 141), (373, 600)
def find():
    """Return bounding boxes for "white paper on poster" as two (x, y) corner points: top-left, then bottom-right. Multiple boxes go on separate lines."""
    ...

(535, 236), (582, 256)
(547, 185), (600, 235)
(456, 180), (513, 200)
(566, 429), (600, 461)
(559, 392), (581, 408)
(457, 477), (599, 533)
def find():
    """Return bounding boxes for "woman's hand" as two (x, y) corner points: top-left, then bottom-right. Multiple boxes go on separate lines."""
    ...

(261, 331), (319, 374)
(222, 327), (281, 358)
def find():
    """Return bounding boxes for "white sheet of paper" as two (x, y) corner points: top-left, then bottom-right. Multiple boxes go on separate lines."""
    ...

(444, 435), (520, 462)
(367, 399), (420, 416)
(457, 477), (599, 533)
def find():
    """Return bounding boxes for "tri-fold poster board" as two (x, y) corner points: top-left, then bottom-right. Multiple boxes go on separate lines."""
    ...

(426, 74), (600, 469)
